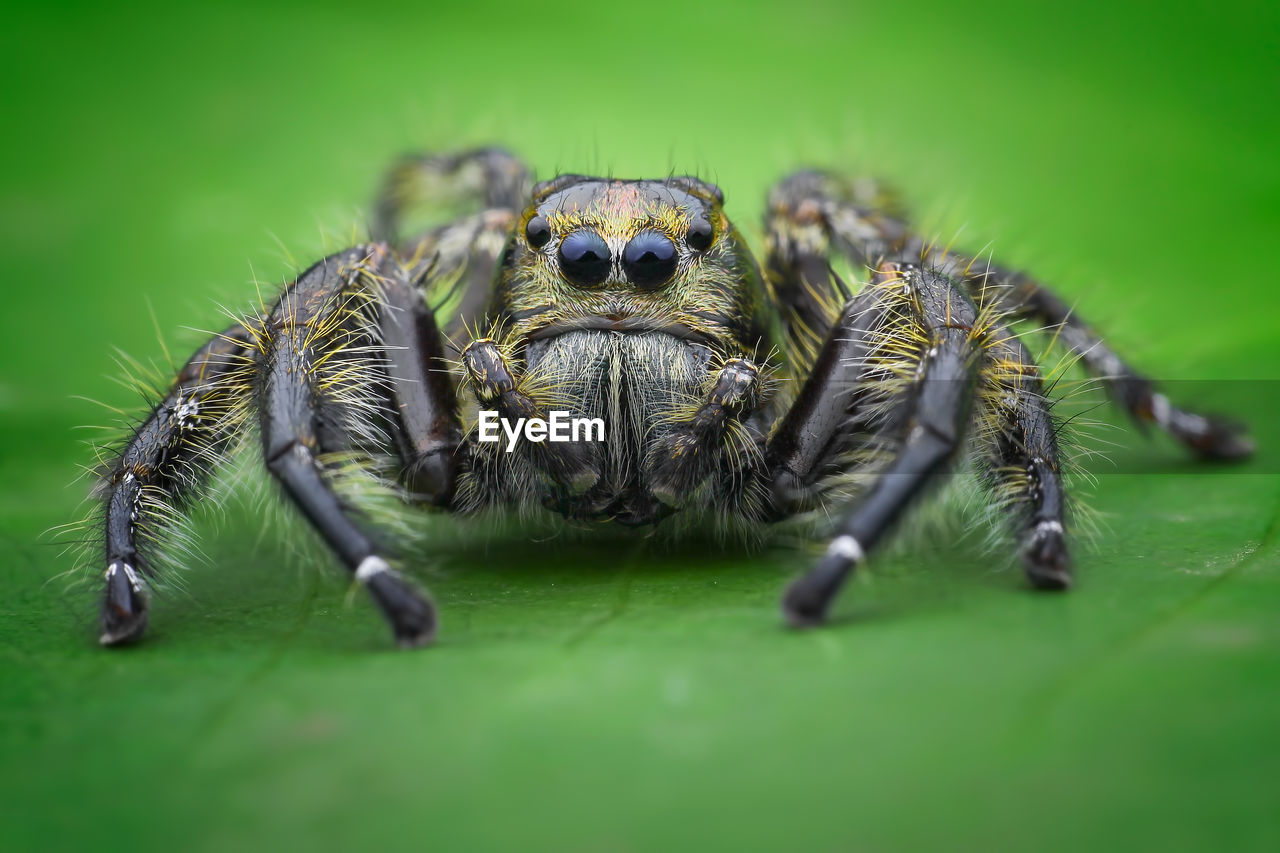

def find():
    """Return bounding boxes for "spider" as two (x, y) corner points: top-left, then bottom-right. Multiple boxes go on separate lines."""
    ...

(84, 147), (1253, 648)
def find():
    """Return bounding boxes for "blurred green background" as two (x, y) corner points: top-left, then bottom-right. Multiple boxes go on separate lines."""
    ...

(2, 0), (1278, 849)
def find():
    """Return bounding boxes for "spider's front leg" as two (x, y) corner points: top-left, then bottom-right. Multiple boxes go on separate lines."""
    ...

(259, 244), (449, 646)
(764, 275), (897, 510)
(777, 264), (983, 626)
(377, 269), (463, 505)
(94, 243), (463, 647)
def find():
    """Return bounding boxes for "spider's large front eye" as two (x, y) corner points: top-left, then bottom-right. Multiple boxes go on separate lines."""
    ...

(525, 215), (551, 248)
(558, 230), (611, 288)
(622, 231), (677, 288)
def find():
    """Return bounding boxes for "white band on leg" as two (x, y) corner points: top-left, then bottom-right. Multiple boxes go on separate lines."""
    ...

(356, 556), (390, 584)
(827, 535), (865, 563)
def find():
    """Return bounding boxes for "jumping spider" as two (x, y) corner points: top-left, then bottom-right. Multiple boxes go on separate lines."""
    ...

(85, 147), (1253, 647)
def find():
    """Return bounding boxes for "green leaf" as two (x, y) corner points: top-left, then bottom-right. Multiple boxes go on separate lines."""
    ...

(2, 1), (1277, 850)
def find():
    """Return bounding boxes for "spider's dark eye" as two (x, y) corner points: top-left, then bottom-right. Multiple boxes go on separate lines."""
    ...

(686, 218), (714, 252)
(525, 215), (551, 248)
(558, 230), (611, 288)
(622, 231), (678, 288)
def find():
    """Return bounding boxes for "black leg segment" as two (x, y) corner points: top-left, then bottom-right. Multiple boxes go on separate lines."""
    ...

(377, 269), (464, 506)
(764, 268), (900, 514)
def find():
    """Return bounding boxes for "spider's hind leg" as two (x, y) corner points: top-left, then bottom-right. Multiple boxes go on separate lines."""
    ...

(377, 268), (464, 506)
(372, 147), (527, 341)
(763, 170), (913, 369)
(979, 271), (1253, 462)
(372, 146), (530, 247)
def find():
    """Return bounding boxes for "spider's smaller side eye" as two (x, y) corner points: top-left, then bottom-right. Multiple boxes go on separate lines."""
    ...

(526, 215), (551, 248)
(686, 218), (714, 252)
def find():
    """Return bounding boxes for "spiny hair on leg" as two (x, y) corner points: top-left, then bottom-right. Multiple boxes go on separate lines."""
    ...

(316, 448), (447, 568)
(58, 244), (442, 606)
(58, 320), (257, 588)
(792, 268), (940, 515)
(785, 264), (1058, 571)
(967, 318), (1106, 568)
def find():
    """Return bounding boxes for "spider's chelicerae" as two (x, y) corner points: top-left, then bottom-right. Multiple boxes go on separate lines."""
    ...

(83, 147), (1253, 647)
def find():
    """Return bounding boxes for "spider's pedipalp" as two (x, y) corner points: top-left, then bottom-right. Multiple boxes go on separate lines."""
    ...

(646, 357), (765, 508)
(460, 338), (601, 495)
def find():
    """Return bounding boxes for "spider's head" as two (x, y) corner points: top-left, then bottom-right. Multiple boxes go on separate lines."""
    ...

(496, 174), (772, 353)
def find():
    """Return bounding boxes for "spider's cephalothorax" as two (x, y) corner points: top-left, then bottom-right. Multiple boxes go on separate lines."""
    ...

(458, 174), (781, 525)
(81, 147), (1253, 648)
